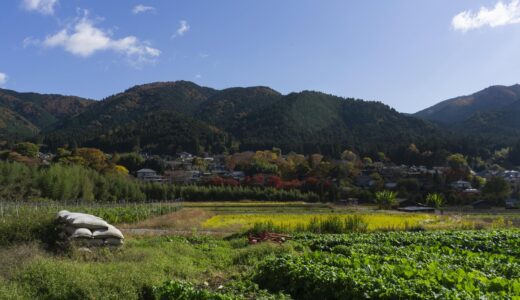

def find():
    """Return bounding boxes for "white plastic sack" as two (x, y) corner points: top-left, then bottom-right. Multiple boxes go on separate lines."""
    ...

(64, 213), (103, 222)
(56, 210), (70, 220)
(70, 228), (93, 239)
(92, 225), (124, 239)
(69, 216), (109, 230)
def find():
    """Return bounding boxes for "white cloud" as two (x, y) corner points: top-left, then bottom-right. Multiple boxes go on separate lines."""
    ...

(42, 16), (161, 64)
(132, 4), (155, 14)
(173, 20), (190, 38)
(22, 0), (58, 15)
(22, 36), (40, 48)
(0, 73), (7, 86)
(199, 53), (209, 59)
(195, 74), (202, 79)
(452, 0), (520, 32)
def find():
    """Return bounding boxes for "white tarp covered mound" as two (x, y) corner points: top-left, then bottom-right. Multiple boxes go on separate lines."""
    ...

(56, 210), (124, 247)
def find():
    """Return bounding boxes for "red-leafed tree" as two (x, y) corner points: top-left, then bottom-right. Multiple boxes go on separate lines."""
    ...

(244, 174), (265, 187)
(223, 178), (239, 187)
(208, 176), (224, 186)
(266, 175), (283, 189)
(281, 179), (302, 190)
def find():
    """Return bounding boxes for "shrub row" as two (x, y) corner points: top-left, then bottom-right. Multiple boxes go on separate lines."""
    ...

(0, 161), (318, 203)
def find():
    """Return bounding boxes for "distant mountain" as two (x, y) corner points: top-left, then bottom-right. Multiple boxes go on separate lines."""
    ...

(0, 88), (94, 138)
(235, 91), (439, 153)
(414, 84), (520, 143)
(5, 80), (520, 157)
(196, 86), (283, 131)
(414, 84), (520, 124)
(43, 82), (440, 155)
(45, 81), (216, 144)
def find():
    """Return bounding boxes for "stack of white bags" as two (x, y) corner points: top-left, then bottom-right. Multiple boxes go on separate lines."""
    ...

(56, 210), (124, 247)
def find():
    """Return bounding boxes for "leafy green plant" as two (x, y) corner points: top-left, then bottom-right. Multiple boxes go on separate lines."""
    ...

(374, 190), (397, 209)
(255, 230), (520, 299)
(426, 193), (445, 213)
(151, 281), (239, 300)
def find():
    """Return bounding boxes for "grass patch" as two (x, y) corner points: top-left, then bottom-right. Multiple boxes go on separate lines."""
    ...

(0, 235), (294, 299)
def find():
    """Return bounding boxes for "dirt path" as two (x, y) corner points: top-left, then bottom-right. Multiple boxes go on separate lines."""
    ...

(122, 228), (234, 236)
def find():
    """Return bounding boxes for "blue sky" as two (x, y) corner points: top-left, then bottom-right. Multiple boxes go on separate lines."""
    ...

(1, 0), (520, 113)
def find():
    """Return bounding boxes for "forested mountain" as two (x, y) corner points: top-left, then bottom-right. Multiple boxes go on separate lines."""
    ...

(42, 81), (441, 155)
(196, 86), (282, 130)
(414, 84), (520, 124)
(414, 84), (520, 144)
(235, 91), (441, 154)
(44, 81), (219, 150)
(4, 80), (520, 157)
(0, 88), (93, 138)
(0, 107), (39, 139)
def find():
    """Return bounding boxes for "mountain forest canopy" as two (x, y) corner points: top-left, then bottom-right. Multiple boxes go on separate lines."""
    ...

(0, 81), (519, 161)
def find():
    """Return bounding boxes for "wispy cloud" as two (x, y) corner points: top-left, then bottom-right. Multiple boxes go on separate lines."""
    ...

(195, 74), (202, 79)
(199, 53), (209, 59)
(452, 0), (520, 32)
(0, 73), (7, 86)
(22, 0), (58, 15)
(172, 20), (190, 38)
(132, 4), (155, 15)
(42, 14), (161, 65)
(22, 36), (40, 48)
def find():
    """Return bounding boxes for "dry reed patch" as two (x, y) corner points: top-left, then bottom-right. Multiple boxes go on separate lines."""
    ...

(121, 208), (215, 230)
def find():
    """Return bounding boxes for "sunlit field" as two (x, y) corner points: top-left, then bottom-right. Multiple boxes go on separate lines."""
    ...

(203, 213), (438, 232)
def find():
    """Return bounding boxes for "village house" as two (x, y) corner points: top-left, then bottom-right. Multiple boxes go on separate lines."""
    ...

(136, 168), (165, 182)
(229, 171), (246, 182)
(169, 170), (201, 184)
(505, 198), (520, 209)
(450, 180), (472, 190)
(503, 170), (520, 183)
(177, 152), (194, 162)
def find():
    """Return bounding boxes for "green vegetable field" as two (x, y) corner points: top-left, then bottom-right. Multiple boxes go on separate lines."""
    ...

(255, 230), (520, 299)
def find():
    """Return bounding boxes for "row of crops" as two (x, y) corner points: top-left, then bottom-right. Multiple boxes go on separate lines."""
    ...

(253, 230), (520, 299)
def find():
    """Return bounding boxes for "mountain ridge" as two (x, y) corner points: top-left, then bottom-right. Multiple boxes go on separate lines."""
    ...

(414, 83), (520, 144)
(414, 84), (520, 124)
(40, 81), (440, 155)
(2, 80), (519, 157)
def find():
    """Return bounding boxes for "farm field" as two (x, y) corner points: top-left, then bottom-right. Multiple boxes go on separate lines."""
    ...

(124, 201), (520, 234)
(0, 201), (519, 299)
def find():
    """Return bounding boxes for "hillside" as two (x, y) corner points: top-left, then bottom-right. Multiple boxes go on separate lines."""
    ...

(460, 101), (520, 143)
(0, 88), (94, 138)
(44, 81), (220, 149)
(45, 82), (441, 155)
(236, 91), (440, 154)
(196, 86), (282, 131)
(0, 107), (39, 139)
(414, 84), (520, 143)
(414, 84), (520, 124)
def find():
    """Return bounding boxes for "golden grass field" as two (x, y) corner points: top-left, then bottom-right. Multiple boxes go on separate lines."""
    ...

(202, 213), (441, 231)
(120, 202), (517, 234)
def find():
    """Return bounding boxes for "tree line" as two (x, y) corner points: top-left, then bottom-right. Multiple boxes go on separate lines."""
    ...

(0, 161), (318, 203)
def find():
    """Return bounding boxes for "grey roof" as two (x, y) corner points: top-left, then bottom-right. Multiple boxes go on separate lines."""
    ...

(137, 168), (156, 173)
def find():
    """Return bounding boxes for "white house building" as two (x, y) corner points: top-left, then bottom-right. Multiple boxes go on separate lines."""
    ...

(136, 169), (165, 182)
